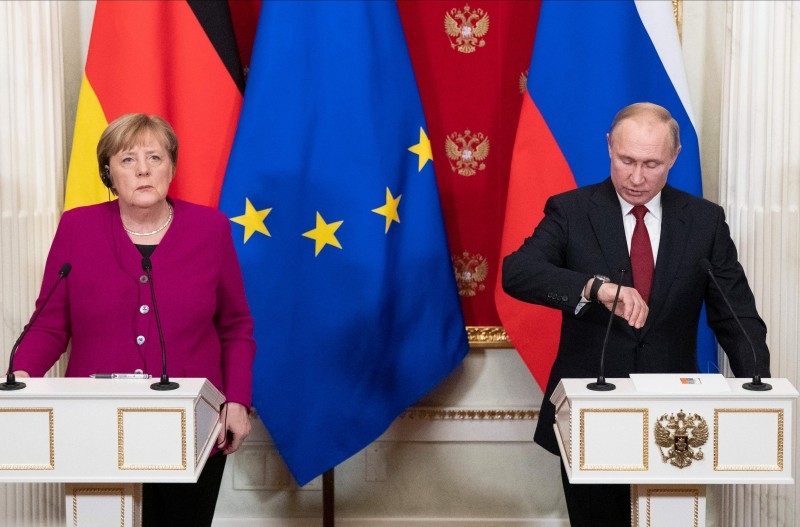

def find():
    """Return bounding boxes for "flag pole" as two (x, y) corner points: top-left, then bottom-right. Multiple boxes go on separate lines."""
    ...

(323, 468), (334, 526)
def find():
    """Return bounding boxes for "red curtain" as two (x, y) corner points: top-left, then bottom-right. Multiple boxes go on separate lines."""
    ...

(398, 1), (540, 327)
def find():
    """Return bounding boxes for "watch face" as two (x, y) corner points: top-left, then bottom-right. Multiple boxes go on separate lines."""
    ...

(595, 274), (610, 283)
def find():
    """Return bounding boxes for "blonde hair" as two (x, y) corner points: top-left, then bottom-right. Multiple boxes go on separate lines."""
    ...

(97, 113), (178, 188)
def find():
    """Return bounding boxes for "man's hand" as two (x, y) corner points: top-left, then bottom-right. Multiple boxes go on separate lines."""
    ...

(217, 402), (251, 455)
(596, 282), (649, 329)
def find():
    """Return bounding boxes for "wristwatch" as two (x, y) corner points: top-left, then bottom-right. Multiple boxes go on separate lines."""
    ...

(589, 274), (610, 302)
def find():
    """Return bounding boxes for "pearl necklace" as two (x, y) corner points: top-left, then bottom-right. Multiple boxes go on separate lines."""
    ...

(123, 204), (173, 237)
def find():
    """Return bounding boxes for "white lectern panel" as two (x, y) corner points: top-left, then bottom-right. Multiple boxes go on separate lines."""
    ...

(0, 408), (53, 469)
(552, 376), (797, 485)
(580, 408), (648, 471)
(715, 408), (783, 470)
(119, 408), (186, 469)
(67, 483), (139, 527)
(0, 377), (224, 483)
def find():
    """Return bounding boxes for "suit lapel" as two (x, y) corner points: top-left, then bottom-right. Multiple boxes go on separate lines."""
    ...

(587, 180), (630, 285)
(641, 185), (691, 335)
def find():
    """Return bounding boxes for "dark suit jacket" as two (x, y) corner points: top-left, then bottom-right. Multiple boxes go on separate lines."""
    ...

(502, 178), (770, 455)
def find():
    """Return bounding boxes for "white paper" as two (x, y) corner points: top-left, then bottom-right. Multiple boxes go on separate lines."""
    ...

(629, 373), (731, 393)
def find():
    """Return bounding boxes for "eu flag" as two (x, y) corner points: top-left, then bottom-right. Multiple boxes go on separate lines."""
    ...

(219, 0), (469, 485)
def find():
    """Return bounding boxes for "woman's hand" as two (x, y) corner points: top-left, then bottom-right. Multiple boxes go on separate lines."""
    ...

(12, 370), (30, 378)
(217, 402), (251, 455)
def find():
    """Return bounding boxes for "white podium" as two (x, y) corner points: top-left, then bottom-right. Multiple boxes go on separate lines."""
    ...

(0, 377), (224, 527)
(551, 374), (798, 527)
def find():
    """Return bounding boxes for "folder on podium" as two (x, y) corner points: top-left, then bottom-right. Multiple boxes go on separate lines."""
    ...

(0, 377), (224, 527)
(551, 374), (797, 527)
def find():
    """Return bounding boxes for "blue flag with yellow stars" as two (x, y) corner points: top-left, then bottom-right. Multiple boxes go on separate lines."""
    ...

(219, 0), (469, 486)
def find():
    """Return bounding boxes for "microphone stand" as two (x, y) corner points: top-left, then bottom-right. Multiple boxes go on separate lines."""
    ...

(142, 257), (179, 391)
(1, 263), (72, 391)
(702, 261), (771, 391)
(587, 270), (625, 391)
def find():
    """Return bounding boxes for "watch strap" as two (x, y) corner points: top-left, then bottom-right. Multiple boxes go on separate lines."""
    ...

(589, 277), (604, 302)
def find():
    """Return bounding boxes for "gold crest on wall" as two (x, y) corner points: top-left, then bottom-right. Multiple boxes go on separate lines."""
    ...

(452, 251), (488, 297)
(444, 5), (489, 54)
(445, 130), (490, 177)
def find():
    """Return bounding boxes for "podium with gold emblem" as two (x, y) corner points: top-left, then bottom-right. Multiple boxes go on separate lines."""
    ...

(0, 377), (224, 527)
(551, 374), (797, 527)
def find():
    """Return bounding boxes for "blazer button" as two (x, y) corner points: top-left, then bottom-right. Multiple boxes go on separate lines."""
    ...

(139, 275), (149, 283)
(136, 335), (146, 345)
(139, 305), (150, 314)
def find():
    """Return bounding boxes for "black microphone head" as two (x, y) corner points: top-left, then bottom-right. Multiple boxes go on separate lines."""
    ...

(699, 258), (712, 272)
(141, 257), (152, 272)
(59, 263), (72, 277)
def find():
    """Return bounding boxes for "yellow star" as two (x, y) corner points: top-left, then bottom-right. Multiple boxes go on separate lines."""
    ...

(302, 211), (343, 256)
(230, 198), (271, 243)
(371, 187), (402, 233)
(408, 127), (433, 172)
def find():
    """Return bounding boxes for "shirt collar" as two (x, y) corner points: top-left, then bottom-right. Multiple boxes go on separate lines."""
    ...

(617, 192), (662, 221)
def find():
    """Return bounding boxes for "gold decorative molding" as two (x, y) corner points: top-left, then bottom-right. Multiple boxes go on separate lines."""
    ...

(580, 408), (649, 471)
(646, 487), (699, 526)
(0, 408), (54, 470)
(673, 0), (683, 41)
(72, 487), (125, 527)
(399, 407), (538, 421)
(714, 408), (783, 471)
(466, 326), (510, 348)
(117, 407), (187, 470)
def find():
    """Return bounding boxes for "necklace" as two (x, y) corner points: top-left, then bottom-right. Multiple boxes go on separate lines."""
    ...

(123, 204), (173, 237)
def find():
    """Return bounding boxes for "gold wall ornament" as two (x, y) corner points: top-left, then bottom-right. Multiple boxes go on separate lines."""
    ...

(654, 410), (709, 469)
(519, 70), (528, 94)
(445, 130), (490, 177)
(673, 0), (683, 42)
(452, 250), (488, 296)
(444, 4), (489, 54)
(466, 326), (510, 347)
(398, 407), (537, 421)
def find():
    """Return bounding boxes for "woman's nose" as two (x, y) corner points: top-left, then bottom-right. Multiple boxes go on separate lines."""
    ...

(135, 157), (149, 175)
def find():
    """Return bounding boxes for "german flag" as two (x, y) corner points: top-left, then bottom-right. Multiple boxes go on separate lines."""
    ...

(65, 0), (251, 210)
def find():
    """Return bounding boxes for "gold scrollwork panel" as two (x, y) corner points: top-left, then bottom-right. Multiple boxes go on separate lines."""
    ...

(645, 487), (699, 527)
(71, 487), (126, 527)
(466, 326), (510, 348)
(0, 407), (54, 470)
(580, 408), (649, 471)
(714, 408), (784, 471)
(117, 408), (186, 471)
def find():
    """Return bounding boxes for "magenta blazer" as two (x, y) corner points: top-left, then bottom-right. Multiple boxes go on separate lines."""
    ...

(13, 198), (256, 406)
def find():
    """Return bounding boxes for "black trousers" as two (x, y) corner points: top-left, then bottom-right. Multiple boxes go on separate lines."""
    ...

(142, 452), (227, 527)
(560, 462), (631, 526)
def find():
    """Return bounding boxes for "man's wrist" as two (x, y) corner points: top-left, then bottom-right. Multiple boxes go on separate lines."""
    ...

(589, 274), (610, 302)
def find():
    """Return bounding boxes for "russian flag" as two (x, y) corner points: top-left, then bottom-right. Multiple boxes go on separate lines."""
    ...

(495, 0), (716, 390)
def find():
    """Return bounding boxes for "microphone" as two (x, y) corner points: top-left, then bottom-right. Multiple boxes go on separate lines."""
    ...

(700, 258), (770, 391)
(1, 263), (72, 391)
(587, 269), (626, 391)
(142, 256), (179, 391)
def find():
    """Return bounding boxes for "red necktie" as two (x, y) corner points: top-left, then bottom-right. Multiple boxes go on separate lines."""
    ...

(630, 205), (654, 303)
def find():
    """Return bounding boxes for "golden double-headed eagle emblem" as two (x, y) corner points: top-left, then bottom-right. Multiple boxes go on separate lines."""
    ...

(654, 410), (709, 469)
(445, 130), (490, 177)
(452, 251), (488, 297)
(444, 5), (489, 54)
